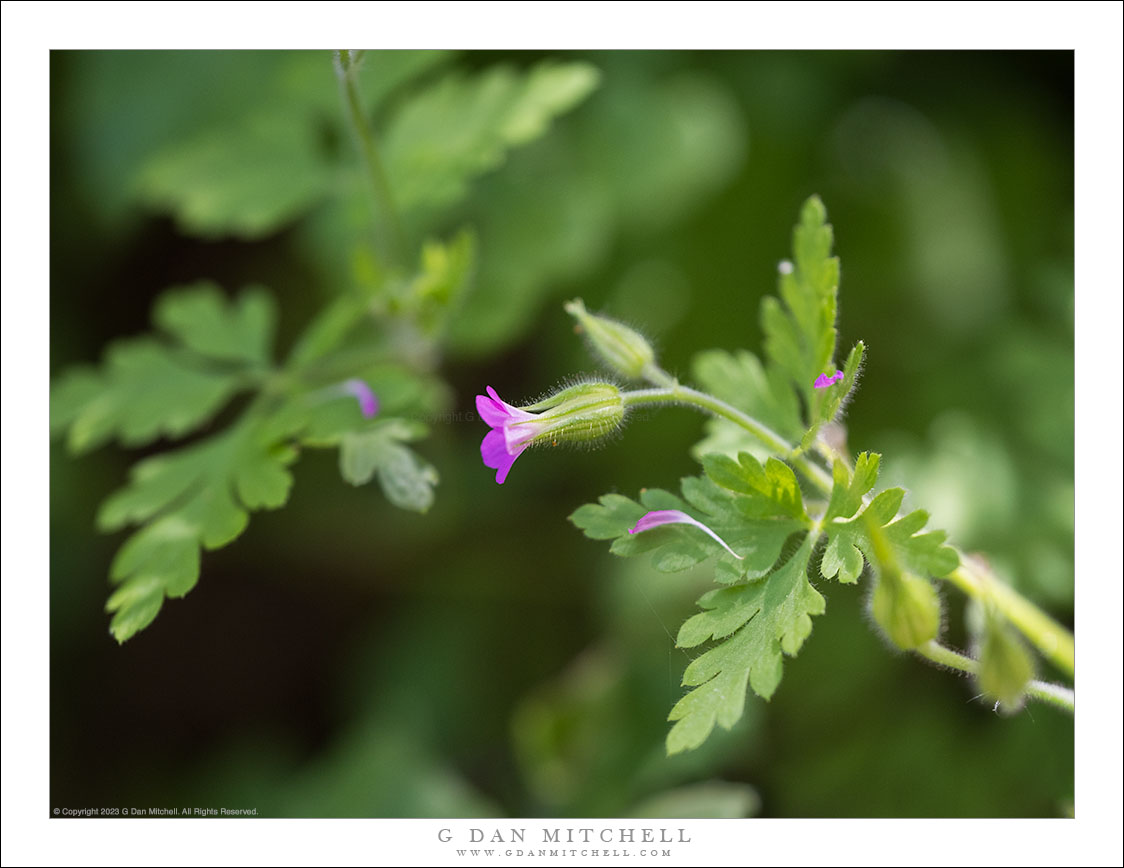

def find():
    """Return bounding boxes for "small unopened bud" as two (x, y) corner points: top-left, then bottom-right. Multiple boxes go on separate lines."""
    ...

(564, 298), (656, 380)
(870, 567), (941, 650)
(975, 607), (1034, 713)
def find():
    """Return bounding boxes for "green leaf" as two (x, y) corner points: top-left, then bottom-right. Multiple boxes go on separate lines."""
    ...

(823, 452), (880, 522)
(572, 488), (738, 576)
(377, 229), (477, 338)
(50, 284), (279, 454)
(678, 476), (801, 582)
(800, 339), (865, 450)
(154, 282), (277, 365)
(762, 195), (840, 416)
(701, 452), (808, 521)
(49, 341), (241, 454)
(667, 537), (823, 753)
(384, 61), (600, 218)
(446, 65), (744, 355)
(135, 110), (335, 239)
(100, 415), (302, 643)
(820, 457), (959, 584)
(627, 782), (759, 819)
(339, 419), (437, 513)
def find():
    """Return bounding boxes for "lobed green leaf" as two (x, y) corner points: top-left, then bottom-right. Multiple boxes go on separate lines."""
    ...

(339, 419), (437, 514)
(135, 110), (335, 239)
(154, 283), (277, 366)
(820, 458), (958, 584)
(101, 415), (303, 643)
(667, 538), (823, 753)
(384, 61), (601, 218)
(762, 195), (840, 419)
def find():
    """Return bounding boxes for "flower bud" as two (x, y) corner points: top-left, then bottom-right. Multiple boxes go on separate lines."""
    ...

(565, 298), (656, 380)
(870, 567), (941, 650)
(974, 606), (1034, 713)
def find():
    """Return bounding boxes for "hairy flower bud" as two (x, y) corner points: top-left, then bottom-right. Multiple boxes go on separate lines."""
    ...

(974, 605), (1034, 713)
(870, 567), (941, 650)
(565, 298), (656, 380)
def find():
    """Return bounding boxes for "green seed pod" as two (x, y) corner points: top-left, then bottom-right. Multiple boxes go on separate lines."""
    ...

(870, 567), (941, 650)
(975, 606), (1034, 713)
(565, 298), (656, 380)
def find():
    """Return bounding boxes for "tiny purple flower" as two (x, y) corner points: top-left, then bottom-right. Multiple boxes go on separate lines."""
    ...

(813, 370), (845, 390)
(476, 386), (540, 484)
(342, 378), (379, 418)
(628, 509), (744, 560)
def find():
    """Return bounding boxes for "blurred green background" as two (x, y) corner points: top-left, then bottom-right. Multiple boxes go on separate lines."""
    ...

(50, 50), (1073, 817)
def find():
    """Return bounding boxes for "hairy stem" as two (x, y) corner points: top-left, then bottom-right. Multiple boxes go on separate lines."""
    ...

(621, 380), (1075, 707)
(621, 385), (833, 493)
(334, 49), (406, 263)
(943, 556), (1075, 679)
(916, 641), (1074, 714)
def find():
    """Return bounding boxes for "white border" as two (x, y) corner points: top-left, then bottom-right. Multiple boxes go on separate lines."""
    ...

(4, 2), (1121, 866)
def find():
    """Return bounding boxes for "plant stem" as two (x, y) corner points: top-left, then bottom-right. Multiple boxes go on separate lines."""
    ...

(621, 380), (1075, 703)
(916, 641), (1074, 714)
(621, 385), (833, 493)
(943, 556), (1075, 679)
(334, 49), (406, 263)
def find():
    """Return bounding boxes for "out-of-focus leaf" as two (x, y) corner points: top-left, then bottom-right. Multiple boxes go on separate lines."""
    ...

(99, 416), (302, 642)
(627, 781), (759, 819)
(154, 282), (277, 365)
(339, 419), (437, 513)
(384, 61), (601, 218)
(448, 68), (746, 354)
(135, 111), (335, 239)
(49, 342), (240, 454)
(690, 349), (804, 459)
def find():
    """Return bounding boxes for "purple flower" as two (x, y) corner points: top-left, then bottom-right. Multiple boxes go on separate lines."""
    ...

(476, 386), (540, 484)
(342, 378), (380, 418)
(813, 370), (845, 390)
(628, 509), (744, 559)
(476, 382), (625, 484)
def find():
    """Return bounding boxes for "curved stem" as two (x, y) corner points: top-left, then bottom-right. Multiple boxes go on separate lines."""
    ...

(620, 379), (1075, 702)
(621, 385), (833, 494)
(916, 641), (1074, 714)
(943, 556), (1075, 679)
(334, 49), (406, 264)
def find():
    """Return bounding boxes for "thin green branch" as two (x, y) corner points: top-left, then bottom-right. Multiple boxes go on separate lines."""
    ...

(916, 641), (1074, 714)
(334, 49), (406, 263)
(621, 378), (1075, 709)
(621, 385), (833, 494)
(943, 556), (1075, 679)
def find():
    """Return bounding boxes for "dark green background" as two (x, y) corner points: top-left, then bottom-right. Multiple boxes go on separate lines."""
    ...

(50, 50), (1073, 817)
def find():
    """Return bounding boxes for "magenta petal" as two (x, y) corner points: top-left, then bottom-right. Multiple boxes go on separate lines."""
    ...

(813, 369), (845, 390)
(628, 510), (689, 534)
(476, 392), (510, 427)
(627, 509), (743, 559)
(343, 379), (379, 418)
(481, 429), (521, 484)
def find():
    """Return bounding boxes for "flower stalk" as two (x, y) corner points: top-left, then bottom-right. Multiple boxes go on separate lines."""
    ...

(335, 49), (406, 264)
